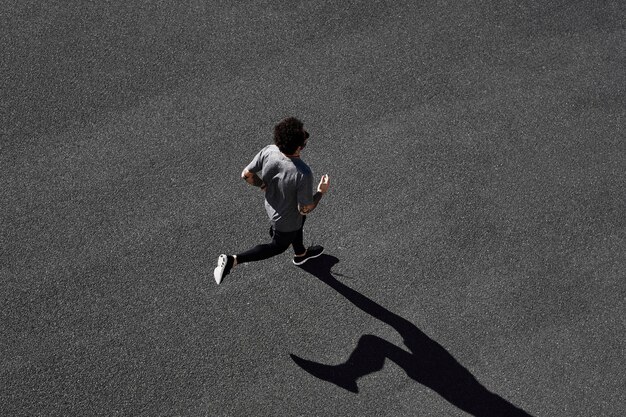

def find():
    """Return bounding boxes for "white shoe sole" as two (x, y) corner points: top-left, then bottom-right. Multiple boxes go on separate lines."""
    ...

(214, 254), (228, 284)
(293, 247), (324, 265)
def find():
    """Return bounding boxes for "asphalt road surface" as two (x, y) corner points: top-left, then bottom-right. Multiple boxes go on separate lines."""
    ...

(2, 1), (625, 416)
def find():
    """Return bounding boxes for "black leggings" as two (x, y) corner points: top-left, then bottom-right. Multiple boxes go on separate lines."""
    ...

(236, 217), (306, 264)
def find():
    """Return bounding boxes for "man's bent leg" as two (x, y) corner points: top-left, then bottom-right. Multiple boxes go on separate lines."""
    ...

(292, 217), (306, 256)
(236, 229), (295, 264)
(291, 216), (324, 265)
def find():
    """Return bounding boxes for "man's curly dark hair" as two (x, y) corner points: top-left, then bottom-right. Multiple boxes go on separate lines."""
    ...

(274, 117), (309, 155)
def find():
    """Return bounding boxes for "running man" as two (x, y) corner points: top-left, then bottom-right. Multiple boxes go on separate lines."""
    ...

(214, 117), (330, 284)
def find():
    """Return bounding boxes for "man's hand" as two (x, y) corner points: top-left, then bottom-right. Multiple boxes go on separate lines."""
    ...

(317, 174), (330, 194)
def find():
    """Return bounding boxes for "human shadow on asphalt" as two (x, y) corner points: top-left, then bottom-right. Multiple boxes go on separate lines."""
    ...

(290, 255), (533, 417)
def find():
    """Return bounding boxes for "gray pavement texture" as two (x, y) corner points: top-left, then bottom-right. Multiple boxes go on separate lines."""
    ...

(2, 1), (625, 416)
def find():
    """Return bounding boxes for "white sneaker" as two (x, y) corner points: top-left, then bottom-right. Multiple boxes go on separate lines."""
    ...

(214, 254), (233, 284)
(293, 245), (324, 265)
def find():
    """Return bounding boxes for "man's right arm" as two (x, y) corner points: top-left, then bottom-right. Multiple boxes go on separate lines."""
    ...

(241, 148), (265, 190)
(242, 169), (266, 189)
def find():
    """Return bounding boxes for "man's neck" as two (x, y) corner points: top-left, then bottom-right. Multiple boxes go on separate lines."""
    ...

(283, 150), (301, 158)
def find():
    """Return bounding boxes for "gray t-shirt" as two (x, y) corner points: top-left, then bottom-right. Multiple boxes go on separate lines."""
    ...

(245, 144), (314, 232)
